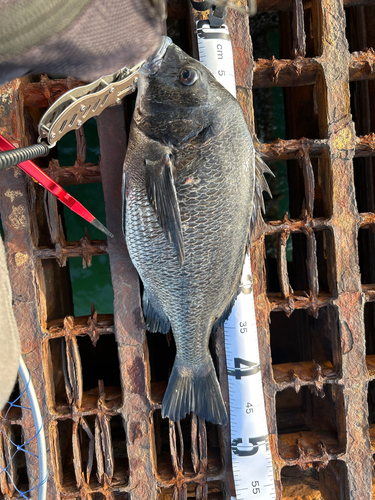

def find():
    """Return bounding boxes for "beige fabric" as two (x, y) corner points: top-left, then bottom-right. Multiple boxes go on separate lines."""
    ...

(0, 0), (162, 86)
(0, 236), (20, 410)
(0, 0), (91, 61)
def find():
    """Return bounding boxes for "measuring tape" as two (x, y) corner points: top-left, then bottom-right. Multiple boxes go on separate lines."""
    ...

(196, 20), (276, 500)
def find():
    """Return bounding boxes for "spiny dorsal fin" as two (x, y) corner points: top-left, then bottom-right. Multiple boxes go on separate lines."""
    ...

(145, 153), (185, 265)
(251, 151), (275, 227)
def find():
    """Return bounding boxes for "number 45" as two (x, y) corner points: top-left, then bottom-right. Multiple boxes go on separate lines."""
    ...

(252, 481), (260, 494)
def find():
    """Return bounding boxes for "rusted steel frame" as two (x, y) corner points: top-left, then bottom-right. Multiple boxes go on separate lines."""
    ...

(355, 133), (375, 157)
(316, 0), (371, 496)
(259, 134), (375, 162)
(258, 137), (328, 160)
(253, 51), (375, 89)
(23, 76), (86, 108)
(268, 291), (331, 312)
(42, 159), (101, 185)
(360, 212), (375, 228)
(350, 49), (375, 81)
(64, 333), (83, 408)
(277, 230), (292, 299)
(253, 56), (319, 88)
(302, 226), (319, 302)
(48, 315), (114, 340)
(363, 284), (375, 302)
(0, 424), (17, 496)
(0, 78), (59, 498)
(256, 0), (375, 11)
(292, 0), (306, 58)
(263, 216), (328, 234)
(22, 50), (374, 107)
(97, 106), (158, 498)
(34, 239), (107, 267)
(169, 420), (183, 475)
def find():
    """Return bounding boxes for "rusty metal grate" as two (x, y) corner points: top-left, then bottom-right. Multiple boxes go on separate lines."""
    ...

(1, 0), (375, 498)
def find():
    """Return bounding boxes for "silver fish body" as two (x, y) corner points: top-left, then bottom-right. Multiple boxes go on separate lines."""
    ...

(123, 39), (255, 425)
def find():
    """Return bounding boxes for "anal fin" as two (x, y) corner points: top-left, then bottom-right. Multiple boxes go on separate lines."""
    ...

(143, 289), (170, 334)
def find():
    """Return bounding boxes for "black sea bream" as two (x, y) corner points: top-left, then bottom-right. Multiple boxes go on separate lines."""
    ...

(123, 38), (270, 424)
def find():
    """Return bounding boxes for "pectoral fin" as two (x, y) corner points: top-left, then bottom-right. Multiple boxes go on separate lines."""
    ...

(145, 154), (185, 265)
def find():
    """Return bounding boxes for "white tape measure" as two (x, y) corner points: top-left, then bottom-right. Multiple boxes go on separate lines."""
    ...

(196, 21), (276, 500)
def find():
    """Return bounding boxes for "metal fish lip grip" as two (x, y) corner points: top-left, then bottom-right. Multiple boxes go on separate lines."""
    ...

(0, 61), (144, 237)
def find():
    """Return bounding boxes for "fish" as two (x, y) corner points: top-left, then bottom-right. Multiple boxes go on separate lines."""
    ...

(122, 37), (272, 425)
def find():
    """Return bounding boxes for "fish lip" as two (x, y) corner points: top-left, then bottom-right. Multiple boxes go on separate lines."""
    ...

(141, 36), (173, 75)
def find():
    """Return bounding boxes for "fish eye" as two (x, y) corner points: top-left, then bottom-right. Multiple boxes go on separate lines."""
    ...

(179, 67), (198, 86)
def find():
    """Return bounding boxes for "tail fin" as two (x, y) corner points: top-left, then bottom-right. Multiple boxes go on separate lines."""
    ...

(161, 357), (228, 425)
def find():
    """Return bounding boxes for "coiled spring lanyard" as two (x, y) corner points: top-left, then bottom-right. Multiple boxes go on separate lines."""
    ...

(0, 61), (143, 237)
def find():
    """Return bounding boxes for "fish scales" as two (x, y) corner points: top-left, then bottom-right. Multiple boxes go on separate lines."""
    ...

(123, 39), (256, 425)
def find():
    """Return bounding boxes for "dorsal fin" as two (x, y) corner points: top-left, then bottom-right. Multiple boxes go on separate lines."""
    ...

(251, 151), (274, 227)
(145, 153), (185, 265)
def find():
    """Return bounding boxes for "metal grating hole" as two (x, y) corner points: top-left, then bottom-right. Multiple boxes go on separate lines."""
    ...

(265, 228), (334, 298)
(29, 182), (55, 248)
(358, 228), (375, 285)
(91, 493), (106, 500)
(77, 415), (102, 489)
(1, 425), (30, 496)
(47, 337), (68, 411)
(113, 493), (130, 499)
(152, 410), (222, 481)
(46, 334), (122, 413)
(276, 385), (345, 460)
(36, 258), (74, 325)
(365, 304), (375, 378)
(147, 331), (176, 404)
(265, 232), (312, 296)
(63, 183), (108, 241)
(77, 334), (122, 408)
(153, 409), (174, 481)
(350, 80), (375, 135)
(253, 86), (285, 144)
(311, 156), (333, 219)
(262, 161), (288, 223)
(57, 117), (100, 167)
(270, 306), (341, 383)
(345, 5), (375, 53)
(56, 419), (76, 491)
(368, 380), (375, 449)
(167, 19), (190, 54)
(281, 461), (349, 500)
(1, 380), (21, 420)
(284, 85), (322, 140)
(353, 156), (375, 214)
(110, 415), (129, 486)
(288, 232), (309, 293)
(319, 460), (349, 500)
(315, 228), (333, 293)
(69, 255), (114, 317)
(250, 11), (280, 61)
(280, 464), (321, 498)
(158, 481), (224, 499)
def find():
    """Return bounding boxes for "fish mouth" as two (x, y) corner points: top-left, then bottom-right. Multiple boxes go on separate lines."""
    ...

(141, 36), (173, 75)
